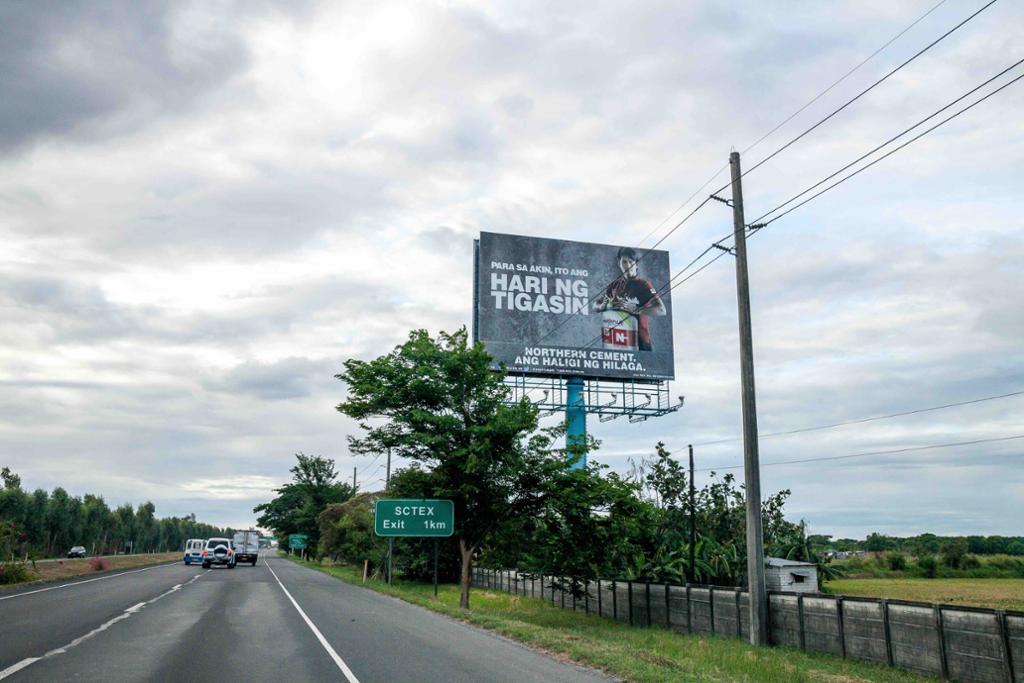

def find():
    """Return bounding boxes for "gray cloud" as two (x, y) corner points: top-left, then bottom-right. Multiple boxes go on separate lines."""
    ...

(0, 1), (252, 154)
(203, 357), (337, 400)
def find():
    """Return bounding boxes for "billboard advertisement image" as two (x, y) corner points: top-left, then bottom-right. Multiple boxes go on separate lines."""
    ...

(474, 231), (675, 381)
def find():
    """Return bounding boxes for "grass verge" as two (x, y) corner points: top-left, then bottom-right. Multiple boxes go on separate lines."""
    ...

(284, 555), (932, 683)
(0, 552), (181, 590)
(825, 578), (1024, 611)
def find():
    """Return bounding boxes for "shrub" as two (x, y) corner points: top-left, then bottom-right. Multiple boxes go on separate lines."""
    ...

(961, 554), (981, 570)
(88, 556), (111, 572)
(886, 552), (908, 571)
(844, 556), (865, 571)
(940, 538), (968, 569)
(0, 561), (31, 585)
(917, 555), (938, 578)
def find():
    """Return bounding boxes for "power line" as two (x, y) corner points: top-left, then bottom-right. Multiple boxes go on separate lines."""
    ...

(692, 389), (1024, 447)
(750, 57), (1024, 226)
(736, 0), (952, 162)
(634, 0), (952, 250)
(712, 0), (999, 195)
(752, 68), (1024, 228)
(696, 434), (1024, 472)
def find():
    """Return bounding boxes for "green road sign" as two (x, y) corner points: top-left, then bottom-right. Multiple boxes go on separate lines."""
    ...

(288, 533), (308, 549)
(374, 499), (454, 537)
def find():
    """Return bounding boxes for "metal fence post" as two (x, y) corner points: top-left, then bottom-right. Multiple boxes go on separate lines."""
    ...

(709, 587), (716, 634)
(996, 610), (1014, 683)
(612, 580), (618, 621)
(735, 588), (742, 638)
(666, 584), (672, 628)
(837, 597), (847, 659)
(934, 604), (948, 679)
(797, 594), (806, 651)
(686, 584), (692, 634)
(560, 577), (565, 609)
(627, 581), (634, 626)
(597, 579), (603, 617)
(585, 580), (590, 615)
(881, 599), (894, 667)
(646, 582), (652, 627)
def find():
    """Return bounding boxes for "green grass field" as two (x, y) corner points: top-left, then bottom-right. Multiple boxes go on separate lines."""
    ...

(824, 578), (1024, 611)
(286, 556), (932, 683)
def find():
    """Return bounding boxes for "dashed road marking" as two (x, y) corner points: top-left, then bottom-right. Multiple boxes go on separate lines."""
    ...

(0, 571), (209, 680)
(0, 562), (181, 602)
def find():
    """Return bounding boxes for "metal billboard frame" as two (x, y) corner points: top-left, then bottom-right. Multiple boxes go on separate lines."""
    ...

(502, 374), (682, 423)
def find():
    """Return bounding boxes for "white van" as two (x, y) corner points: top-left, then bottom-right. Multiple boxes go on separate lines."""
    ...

(183, 538), (205, 565)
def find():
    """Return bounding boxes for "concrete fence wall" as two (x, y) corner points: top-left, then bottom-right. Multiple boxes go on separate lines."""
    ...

(471, 567), (1023, 683)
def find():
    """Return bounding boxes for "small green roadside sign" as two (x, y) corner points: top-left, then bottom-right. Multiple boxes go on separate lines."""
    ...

(374, 499), (454, 537)
(288, 533), (308, 549)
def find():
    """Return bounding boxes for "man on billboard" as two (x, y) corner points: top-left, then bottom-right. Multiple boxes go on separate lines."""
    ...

(594, 247), (666, 351)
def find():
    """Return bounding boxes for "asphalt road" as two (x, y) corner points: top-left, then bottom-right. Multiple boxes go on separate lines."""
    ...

(0, 555), (613, 682)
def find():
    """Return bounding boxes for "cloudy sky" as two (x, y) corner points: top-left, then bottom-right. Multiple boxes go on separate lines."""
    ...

(2, 0), (1021, 536)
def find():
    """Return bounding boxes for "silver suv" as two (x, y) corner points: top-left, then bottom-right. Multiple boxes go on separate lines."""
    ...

(201, 538), (236, 569)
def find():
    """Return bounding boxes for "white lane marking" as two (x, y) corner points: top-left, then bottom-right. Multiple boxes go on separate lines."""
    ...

(0, 570), (209, 680)
(0, 562), (181, 602)
(265, 559), (361, 683)
(0, 658), (40, 679)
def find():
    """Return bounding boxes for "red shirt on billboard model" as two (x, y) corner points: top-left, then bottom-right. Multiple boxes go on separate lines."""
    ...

(594, 247), (667, 352)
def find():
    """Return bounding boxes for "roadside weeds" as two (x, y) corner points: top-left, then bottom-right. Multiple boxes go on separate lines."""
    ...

(0, 553), (181, 593)
(282, 555), (932, 683)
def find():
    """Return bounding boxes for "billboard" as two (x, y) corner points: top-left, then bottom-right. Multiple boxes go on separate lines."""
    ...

(474, 231), (674, 381)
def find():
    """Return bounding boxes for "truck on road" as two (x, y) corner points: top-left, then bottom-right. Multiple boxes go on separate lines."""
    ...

(232, 530), (260, 566)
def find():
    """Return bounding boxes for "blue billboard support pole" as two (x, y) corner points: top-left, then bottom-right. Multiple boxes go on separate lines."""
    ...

(566, 377), (586, 469)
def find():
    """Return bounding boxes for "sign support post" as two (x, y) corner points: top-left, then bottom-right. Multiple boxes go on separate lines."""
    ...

(566, 377), (586, 468)
(386, 448), (393, 586)
(433, 539), (439, 597)
(729, 151), (767, 646)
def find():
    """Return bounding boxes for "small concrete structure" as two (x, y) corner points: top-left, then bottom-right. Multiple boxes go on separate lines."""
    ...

(765, 557), (819, 593)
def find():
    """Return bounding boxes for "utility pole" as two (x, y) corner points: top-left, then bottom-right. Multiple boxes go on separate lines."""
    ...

(729, 151), (767, 646)
(688, 444), (696, 584)
(352, 466), (357, 490)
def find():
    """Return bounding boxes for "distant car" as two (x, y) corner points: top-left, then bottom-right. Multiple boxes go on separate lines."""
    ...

(183, 538), (205, 565)
(201, 538), (236, 569)
(67, 546), (86, 558)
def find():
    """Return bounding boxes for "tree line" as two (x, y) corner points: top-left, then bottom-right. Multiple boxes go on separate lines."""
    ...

(815, 532), (1024, 557)
(0, 466), (230, 559)
(256, 328), (831, 610)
